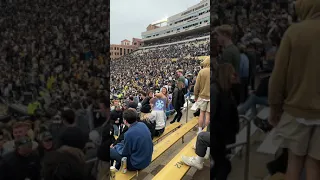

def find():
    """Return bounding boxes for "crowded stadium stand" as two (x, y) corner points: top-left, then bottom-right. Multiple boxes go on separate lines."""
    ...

(109, 0), (309, 179)
(109, 1), (212, 180)
(0, 0), (109, 180)
(210, 0), (309, 180)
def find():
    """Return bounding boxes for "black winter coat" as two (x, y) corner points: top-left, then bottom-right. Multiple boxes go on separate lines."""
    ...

(172, 88), (185, 110)
(0, 151), (41, 180)
(211, 82), (239, 145)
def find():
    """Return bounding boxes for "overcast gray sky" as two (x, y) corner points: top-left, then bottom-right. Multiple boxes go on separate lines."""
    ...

(110, 0), (201, 44)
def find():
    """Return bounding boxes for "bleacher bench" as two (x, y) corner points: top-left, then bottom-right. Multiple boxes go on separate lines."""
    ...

(115, 117), (198, 180)
(153, 127), (207, 180)
(153, 122), (181, 143)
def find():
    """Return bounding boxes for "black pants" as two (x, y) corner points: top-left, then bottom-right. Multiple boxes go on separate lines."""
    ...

(172, 108), (182, 122)
(259, 59), (264, 71)
(212, 133), (231, 180)
(231, 83), (241, 106)
(249, 71), (256, 90)
(240, 77), (249, 103)
(154, 128), (165, 137)
(195, 132), (210, 157)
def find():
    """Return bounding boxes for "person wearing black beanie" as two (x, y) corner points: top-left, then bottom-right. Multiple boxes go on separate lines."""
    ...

(96, 123), (115, 180)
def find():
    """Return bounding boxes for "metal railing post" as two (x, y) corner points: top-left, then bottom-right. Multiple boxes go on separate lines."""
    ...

(244, 116), (251, 180)
(185, 96), (189, 123)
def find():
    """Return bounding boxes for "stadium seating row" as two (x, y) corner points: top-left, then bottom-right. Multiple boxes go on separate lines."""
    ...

(113, 106), (280, 180)
(115, 117), (198, 179)
(153, 127), (208, 180)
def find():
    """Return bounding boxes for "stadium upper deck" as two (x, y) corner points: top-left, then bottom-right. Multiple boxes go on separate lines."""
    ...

(141, 0), (209, 45)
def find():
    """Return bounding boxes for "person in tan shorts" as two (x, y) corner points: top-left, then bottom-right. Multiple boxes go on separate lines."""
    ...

(268, 0), (320, 179)
(194, 57), (210, 134)
(198, 100), (210, 114)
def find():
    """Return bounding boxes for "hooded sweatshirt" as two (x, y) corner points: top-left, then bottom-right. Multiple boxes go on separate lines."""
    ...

(269, 0), (320, 119)
(194, 57), (210, 100)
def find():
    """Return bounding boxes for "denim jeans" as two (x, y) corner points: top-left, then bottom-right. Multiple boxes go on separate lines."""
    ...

(113, 124), (119, 136)
(110, 148), (138, 171)
(238, 94), (268, 115)
(195, 132), (210, 157)
(110, 147), (124, 169)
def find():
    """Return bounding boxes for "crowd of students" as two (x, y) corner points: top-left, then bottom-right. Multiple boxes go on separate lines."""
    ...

(107, 0), (320, 179)
(0, 0), (108, 107)
(1, 0), (319, 179)
(110, 39), (209, 98)
(0, 0), (109, 179)
(205, 0), (320, 180)
(108, 23), (212, 178)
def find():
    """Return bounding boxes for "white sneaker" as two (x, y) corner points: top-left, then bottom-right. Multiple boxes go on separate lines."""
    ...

(181, 156), (203, 170)
(192, 143), (196, 150)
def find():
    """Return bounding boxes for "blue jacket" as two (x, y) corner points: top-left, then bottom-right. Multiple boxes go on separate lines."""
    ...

(240, 53), (249, 78)
(118, 122), (153, 169)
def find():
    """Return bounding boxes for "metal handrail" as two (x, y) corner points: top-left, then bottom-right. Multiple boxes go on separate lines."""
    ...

(226, 142), (247, 150)
(185, 96), (189, 123)
(86, 157), (98, 164)
(239, 115), (251, 180)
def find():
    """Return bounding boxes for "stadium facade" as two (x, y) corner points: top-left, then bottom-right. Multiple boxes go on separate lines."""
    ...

(141, 0), (209, 42)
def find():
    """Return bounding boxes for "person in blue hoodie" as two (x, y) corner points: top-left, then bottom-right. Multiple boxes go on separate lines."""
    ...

(110, 108), (153, 171)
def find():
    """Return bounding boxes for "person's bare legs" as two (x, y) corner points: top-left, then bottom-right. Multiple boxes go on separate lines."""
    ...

(205, 112), (210, 126)
(286, 149), (304, 180)
(305, 155), (320, 180)
(198, 111), (205, 134)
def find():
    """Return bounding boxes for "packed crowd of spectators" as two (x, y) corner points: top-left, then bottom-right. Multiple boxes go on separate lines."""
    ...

(108, 28), (210, 176)
(204, 1), (316, 180)
(111, 39), (209, 99)
(0, 0), (109, 179)
(211, 0), (294, 71)
(0, 0), (108, 105)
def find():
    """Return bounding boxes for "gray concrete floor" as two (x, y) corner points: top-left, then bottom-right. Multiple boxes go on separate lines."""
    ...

(228, 131), (274, 180)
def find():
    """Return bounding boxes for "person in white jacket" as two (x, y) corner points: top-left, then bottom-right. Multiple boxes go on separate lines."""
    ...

(147, 97), (166, 137)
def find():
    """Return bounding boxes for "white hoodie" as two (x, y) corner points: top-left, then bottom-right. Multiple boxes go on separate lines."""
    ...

(149, 110), (166, 130)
